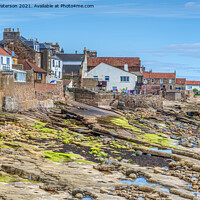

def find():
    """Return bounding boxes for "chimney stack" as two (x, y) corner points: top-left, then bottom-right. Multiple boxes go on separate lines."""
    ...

(17, 28), (19, 32)
(84, 47), (87, 56)
(141, 65), (145, 72)
(149, 69), (152, 78)
(75, 50), (77, 54)
(124, 64), (128, 71)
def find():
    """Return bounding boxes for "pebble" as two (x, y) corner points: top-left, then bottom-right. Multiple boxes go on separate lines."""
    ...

(136, 150), (143, 156)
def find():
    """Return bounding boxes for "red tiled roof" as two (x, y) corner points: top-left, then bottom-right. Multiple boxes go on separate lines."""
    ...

(25, 61), (47, 73)
(186, 81), (200, 85)
(142, 72), (175, 79)
(87, 57), (141, 67)
(0, 47), (11, 56)
(176, 78), (186, 84)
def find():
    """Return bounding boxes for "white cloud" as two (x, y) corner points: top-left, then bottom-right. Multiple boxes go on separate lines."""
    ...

(144, 43), (200, 58)
(184, 1), (200, 8)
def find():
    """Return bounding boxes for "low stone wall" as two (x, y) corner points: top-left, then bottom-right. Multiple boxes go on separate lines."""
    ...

(72, 88), (163, 110)
(142, 85), (160, 95)
(165, 92), (182, 101)
(117, 94), (163, 110)
(73, 88), (114, 107)
(35, 81), (64, 102)
(0, 74), (37, 112)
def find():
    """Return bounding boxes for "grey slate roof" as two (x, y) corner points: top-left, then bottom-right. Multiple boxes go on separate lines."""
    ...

(52, 55), (62, 61)
(63, 65), (81, 73)
(56, 53), (84, 62)
(39, 43), (54, 50)
(20, 36), (37, 46)
(131, 71), (143, 77)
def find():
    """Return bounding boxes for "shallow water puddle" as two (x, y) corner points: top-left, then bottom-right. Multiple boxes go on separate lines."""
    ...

(150, 147), (172, 154)
(68, 196), (93, 200)
(119, 176), (170, 193)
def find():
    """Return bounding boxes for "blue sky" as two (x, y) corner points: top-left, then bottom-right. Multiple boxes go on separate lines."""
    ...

(0, 0), (200, 80)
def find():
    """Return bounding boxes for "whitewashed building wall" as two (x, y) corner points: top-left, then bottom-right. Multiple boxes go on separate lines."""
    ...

(87, 63), (137, 92)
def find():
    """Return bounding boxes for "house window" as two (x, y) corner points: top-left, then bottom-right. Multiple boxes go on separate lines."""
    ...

(143, 78), (147, 84)
(170, 85), (172, 90)
(105, 76), (109, 81)
(59, 72), (61, 79)
(151, 78), (154, 83)
(58, 61), (60, 67)
(169, 79), (172, 83)
(1, 57), (3, 65)
(55, 71), (57, 78)
(93, 76), (98, 79)
(87, 66), (90, 72)
(38, 57), (40, 67)
(53, 60), (55, 67)
(38, 74), (42, 80)
(7, 58), (10, 66)
(14, 71), (26, 82)
(120, 76), (129, 82)
(160, 78), (163, 84)
(187, 85), (192, 89)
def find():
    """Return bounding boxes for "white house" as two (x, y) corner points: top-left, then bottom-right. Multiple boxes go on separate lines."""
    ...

(51, 55), (63, 80)
(186, 81), (200, 91)
(0, 46), (26, 82)
(0, 46), (12, 71)
(86, 63), (137, 92)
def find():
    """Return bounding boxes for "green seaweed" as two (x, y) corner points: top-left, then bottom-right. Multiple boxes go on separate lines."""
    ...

(89, 147), (108, 157)
(138, 133), (175, 147)
(33, 121), (47, 129)
(109, 117), (142, 132)
(44, 151), (84, 163)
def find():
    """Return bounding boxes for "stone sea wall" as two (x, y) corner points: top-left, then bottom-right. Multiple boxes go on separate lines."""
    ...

(0, 73), (64, 112)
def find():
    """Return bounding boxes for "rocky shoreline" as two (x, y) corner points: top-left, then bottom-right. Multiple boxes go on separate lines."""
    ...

(0, 100), (200, 200)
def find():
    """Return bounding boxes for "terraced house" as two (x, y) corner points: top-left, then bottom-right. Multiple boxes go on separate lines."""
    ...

(142, 70), (176, 94)
(0, 46), (26, 82)
(186, 81), (200, 91)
